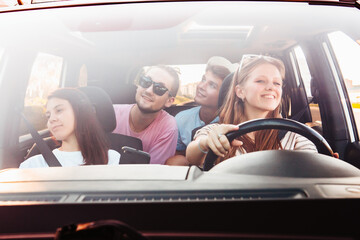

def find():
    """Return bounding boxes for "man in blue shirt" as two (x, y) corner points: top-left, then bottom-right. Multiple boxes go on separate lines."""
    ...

(166, 56), (236, 165)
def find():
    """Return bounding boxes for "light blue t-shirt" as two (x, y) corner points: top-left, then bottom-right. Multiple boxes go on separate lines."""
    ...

(175, 106), (219, 151)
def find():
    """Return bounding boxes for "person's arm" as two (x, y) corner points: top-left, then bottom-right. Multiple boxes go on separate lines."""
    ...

(186, 135), (210, 166)
(293, 134), (318, 152)
(174, 111), (189, 154)
(175, 137), (186, 155)
(165, 154), (189, 166)
(186, 124), (242, 166)
(166, 127), (188, 165)
(293, 134), (339, 158)
(175, 150), (185, 156)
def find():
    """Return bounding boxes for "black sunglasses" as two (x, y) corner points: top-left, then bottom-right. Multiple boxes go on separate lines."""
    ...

(138, 75), (173, 97)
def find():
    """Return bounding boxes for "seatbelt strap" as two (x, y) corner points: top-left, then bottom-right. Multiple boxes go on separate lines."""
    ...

(20, 112), (61, 167)
(278, 98), (313, 140)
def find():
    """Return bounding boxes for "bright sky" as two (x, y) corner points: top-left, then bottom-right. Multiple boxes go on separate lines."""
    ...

(171, 64), (206, 86)
(329, 31), (360, 86)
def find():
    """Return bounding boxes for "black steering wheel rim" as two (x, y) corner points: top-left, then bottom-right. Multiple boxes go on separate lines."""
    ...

(203, 118), (334, 171)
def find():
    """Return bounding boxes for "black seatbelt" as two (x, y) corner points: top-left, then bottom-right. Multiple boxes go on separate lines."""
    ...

(278, 97), (314, 140)
(20, 112), (61, 167)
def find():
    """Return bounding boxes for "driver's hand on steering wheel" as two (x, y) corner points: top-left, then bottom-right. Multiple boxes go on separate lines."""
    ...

(204, 124), (243, 157)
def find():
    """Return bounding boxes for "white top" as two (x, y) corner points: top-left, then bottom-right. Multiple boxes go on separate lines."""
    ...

(19, 149), (120, 168)
(234, 131), (317, 155)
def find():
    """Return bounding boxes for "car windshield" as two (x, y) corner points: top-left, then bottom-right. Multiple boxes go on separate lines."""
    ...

(0, 0), (360, 239)
(1, 1), (360, 237)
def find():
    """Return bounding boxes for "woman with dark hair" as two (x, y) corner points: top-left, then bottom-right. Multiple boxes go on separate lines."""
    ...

(186, 55), (319, 166)
(20, 88), (120, 168)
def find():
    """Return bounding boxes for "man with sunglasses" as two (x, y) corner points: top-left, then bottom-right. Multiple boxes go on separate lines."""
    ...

(166, 56), (236, 166)
(113, 65), (179, 164)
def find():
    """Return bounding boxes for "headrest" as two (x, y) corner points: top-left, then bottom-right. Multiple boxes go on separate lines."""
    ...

(218, 72), (234, 109)
(109, 83), (137, 105)
(78, 86), (116, 133)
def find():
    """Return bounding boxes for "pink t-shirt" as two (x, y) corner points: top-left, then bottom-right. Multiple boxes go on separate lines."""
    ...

(113, 104), (178, 164)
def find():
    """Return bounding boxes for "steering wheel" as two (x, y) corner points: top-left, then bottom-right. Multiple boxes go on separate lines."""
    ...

(203, 118), (334, 171)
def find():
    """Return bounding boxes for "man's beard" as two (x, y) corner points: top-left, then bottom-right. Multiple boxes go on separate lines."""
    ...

(135, 91), (165, 114)
(137, 103), (163, 114)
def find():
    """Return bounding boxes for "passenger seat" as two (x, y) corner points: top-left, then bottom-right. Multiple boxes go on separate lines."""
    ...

(25, 86), (143, 163)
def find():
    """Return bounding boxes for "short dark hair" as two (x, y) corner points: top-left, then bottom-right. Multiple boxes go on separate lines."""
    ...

(206, 65), (231, 81)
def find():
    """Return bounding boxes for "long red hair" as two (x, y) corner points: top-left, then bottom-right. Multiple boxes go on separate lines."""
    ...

(218, 55), (286, 163)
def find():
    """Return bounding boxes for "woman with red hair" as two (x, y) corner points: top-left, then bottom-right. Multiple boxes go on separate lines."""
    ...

(186, 55), (318, 166)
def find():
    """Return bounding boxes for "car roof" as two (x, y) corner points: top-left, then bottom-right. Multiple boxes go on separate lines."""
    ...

(2, 0), (359, 67)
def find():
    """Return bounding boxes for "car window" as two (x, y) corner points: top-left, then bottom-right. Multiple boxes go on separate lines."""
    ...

(293, 46), (312, 98)
(328, 31), (360, 137)
(78, 64), (88, 87)
(0, 48), (3, 62)
(290, 46), (322, 127)
(0, 47), (4, 85)
(20, 53), (64, 135)
(171, 64), (206, 105)
(25, 53), (63, 107)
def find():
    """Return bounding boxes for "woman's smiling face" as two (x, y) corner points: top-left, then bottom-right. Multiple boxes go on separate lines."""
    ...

(235, 63), (283, 118)
(46, 97), (76, 141)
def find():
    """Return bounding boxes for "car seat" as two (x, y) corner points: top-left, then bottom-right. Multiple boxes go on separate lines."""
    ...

(217, 72), (234, 109)
(25, 86), (143, 163)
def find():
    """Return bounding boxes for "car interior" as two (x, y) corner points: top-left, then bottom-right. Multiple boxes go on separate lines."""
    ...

(24, 86), (145, 164)
(1, 2), (355, 167)
(0, 0), (360, 239)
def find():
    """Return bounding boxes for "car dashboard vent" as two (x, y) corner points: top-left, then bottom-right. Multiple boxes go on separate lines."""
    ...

(0, 195), (66, 204)
(80, 190), (306, 203)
